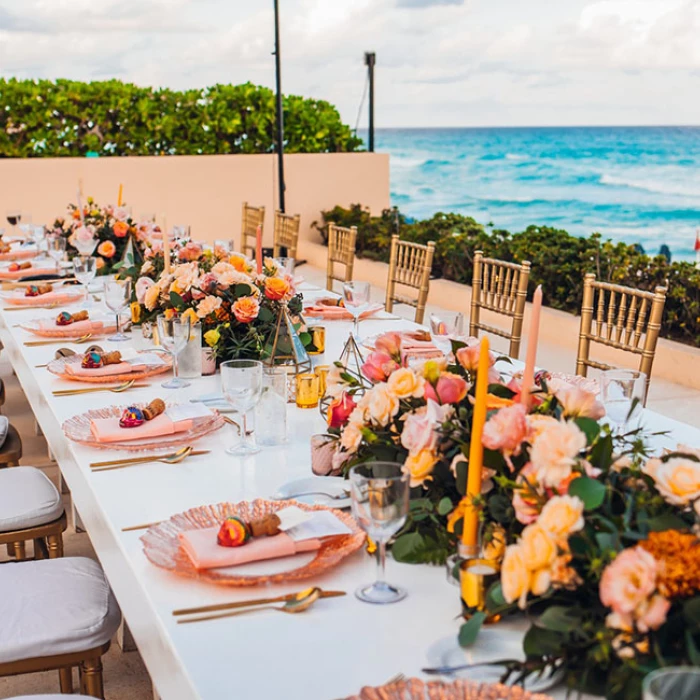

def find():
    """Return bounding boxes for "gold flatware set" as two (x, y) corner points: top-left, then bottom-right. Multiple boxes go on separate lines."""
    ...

(52, 379), (148, 396)
(90, 446), (209, 472)
(25, 333), (94, 347)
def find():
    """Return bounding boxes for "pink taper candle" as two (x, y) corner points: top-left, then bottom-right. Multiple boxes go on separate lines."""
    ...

(255, 224), (263, 275)
(520, 284), (542, 406)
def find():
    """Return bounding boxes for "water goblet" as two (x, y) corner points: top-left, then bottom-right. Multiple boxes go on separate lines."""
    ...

(73, 256), (97, 306)
(343, 281), (371, 340)
(349, 461), (410, 604)
(5, 210), (21, 233)
(274, 257), (295, 277)
(30, 225), (47, 259)
(429, 312), (465, 356)
(46, 236), (66, 273)
(600, 369), (646, 433)
(104, 278), (132, 342)
(157, 314), (192, 389)
(643, 667), (700, 700)
(221, 360), (264, 456)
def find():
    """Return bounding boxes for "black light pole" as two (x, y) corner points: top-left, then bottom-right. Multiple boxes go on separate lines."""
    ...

(364, 52), (376, 152)
(273, 0), (286, 212)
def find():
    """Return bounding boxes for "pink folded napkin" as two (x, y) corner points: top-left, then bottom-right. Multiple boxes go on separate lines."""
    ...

(179, 527), (321, 570)
(65, 361), (145, 377)
(6, 291), (82, 306)
(304, 302), (383, 320)
(401, 338), (443, 364)
(38, 319), (104, 333)
(89, 413), (193, 443)
(0, 267), (58, 280)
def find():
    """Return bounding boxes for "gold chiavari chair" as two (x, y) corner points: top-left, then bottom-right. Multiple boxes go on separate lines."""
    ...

(240, 202), (265, 259)
(326, 222), (358, 291)
(576, 273), (667, 402)
(273, 211), (301, 260)
(385, 235), (435, 325)
(469, 251), (531, 359)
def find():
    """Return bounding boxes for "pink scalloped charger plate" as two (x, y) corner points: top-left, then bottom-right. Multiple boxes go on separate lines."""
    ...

(47, 352), (172, 383)
(141, 499), (366, 586)
(20, 315), (117, 338)
(62, 403), (224, 451)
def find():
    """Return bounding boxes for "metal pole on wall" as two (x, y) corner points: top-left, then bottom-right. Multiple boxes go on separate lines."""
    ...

(273, 0), (286, 212)
(364, 52), (376, 152)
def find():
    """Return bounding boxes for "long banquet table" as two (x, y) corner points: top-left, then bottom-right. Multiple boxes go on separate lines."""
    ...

(2, 285), (699, 700)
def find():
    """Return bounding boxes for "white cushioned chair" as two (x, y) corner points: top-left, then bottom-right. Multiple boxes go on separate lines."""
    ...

(0, 466), (66, 560)
(0, 557), (121, 698)
(7, 696), (96, 699)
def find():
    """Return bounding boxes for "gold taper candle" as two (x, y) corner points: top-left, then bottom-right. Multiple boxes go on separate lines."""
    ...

(117, 183), (123, 207)
(462, 336), (490, 548)
(162, 215), (171, 274)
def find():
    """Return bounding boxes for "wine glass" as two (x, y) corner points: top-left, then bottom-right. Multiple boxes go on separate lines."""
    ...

(6, 210), (21, 235)
(600, 369), (646, 433)
(343, 281), (371, 340)
(46, 236), (66, 273)
(221, 360), (263, 455)
(430, 312), (466, 356)
(157, 315), (192, 389)
(104, 278), (132, 342)
(73, 257), (97, 306)
(30, 225), (47, 259)
(643, 667), (700, 700)
(349, 461), (410, 604)
(274, 257), (295, 277)
(172, 225), (189, 244)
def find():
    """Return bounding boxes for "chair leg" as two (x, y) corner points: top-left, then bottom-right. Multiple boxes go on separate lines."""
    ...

(47, 532), (64, 558)
(59, 666), (74, 693)
(81, 656), (105, 699)
(34, 537), (48, 560)
(11, 540), (25, 560)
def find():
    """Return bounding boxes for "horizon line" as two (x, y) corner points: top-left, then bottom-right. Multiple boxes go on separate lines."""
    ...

(366, 124), (700, 131)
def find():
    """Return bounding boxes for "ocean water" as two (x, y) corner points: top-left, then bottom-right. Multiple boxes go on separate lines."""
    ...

(368, 127), (700, 262)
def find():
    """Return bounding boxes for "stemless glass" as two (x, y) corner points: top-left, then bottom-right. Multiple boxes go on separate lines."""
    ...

(157, 314), (192, 389)
(104, 278), (132, 342)
(349, 462), (410, 604)
(73, 257), (97, 306)
(274, 257), (295, 277)
(430, 312), (465, 356)
(46, 236), (66, 273)
(600, 369), (646, 433)
(343, 281), (371, 340)
(643, 667), (700, 700)
(221, 360), (263, 456)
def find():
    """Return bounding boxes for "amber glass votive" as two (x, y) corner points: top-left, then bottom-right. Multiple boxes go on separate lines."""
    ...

(314, 365), (330, 396)
(295, 373), (320, 408)
(459, 558), (500, 622)
(308, 325), (326, 355)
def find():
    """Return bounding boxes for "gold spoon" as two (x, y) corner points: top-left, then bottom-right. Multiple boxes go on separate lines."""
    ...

(52, 379), (147, 396)
(91, 446), (210, 472)
(177, 587), (321, 624)
(25, 333), (93, 347)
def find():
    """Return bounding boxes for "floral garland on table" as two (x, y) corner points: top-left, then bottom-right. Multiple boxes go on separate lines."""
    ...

(126, 248), (309, 363)
(50, 197), (149, 274)
(328, 331), (700, 698)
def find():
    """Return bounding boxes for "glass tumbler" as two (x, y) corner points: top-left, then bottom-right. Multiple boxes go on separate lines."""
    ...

(255, 367), (288, 446)
(643, 667), (700, 700)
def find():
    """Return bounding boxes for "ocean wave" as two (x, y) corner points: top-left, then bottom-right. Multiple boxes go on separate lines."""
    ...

(600, 173), (700, 198)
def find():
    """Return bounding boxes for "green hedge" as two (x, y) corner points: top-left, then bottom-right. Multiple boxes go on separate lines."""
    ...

(313, 204), (700, 347)
(0, 79), (363, 157)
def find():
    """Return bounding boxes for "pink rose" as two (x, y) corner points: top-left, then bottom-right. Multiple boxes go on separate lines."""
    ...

(482, 404), (528, 456)
(177, 241), (203, 262)
(424, 372), (468, 405)
(600, 547), (659, 616)
(361, 351), (400, 383)
(135, 277), (154, 304)
(513, 463), (541, 524)
(456, 342), (496, 372)
(327, 393), (357, 429)
(556, 384), (605, 420)
(374, 332), (402, 360)
(401, 409), (436, 454)
(635, 594), (670, 633)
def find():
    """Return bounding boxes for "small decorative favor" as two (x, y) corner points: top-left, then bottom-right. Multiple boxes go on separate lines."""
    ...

(8, 261), (31, 272)
(81, 351), (104, 369)
(119, 406), (145, 428)
(248, 513), (281, 538)
(56, 310), (88, 326)
(101, 351), (122, 366)
(142, 398), (165, 421)
(25, 284), (52, 297)
(216, 517), (251, 547)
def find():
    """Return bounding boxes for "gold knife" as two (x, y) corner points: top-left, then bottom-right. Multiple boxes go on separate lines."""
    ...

(173, 590), (346, 617)
(90, 450), (210, 469)
(53, 384), (149, 396)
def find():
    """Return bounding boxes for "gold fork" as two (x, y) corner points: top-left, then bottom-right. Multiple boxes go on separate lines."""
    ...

(25, 333), (93, 347)
(91, 447), (210, 473)
(52, 379), (148, 396)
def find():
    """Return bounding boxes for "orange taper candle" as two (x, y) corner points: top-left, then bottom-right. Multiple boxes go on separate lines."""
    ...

(255, 224), (263, 275)
(117, 184), (123, 207)
(520, 285), (542, 407)
(462, 336), (490, 548)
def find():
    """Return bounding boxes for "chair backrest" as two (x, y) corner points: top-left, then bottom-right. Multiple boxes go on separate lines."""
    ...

(326, 223), (358, 291)
(576, 273), (667, 402)
(273, 211), (301, 260)
(240, 202), (265, 259)
(469, 251), (531, 359)
(384, 235), (435, 325)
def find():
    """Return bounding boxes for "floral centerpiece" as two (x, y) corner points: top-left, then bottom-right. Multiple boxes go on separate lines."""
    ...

(50, 196), (149, 274)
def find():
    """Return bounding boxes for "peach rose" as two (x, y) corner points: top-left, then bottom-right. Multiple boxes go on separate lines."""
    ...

(340, 409), (365, 453)
(529, 420), (586, 488)
(424, 372), (468, 405)
(327, 393), (356, 429)
(556, 384), (605, 420)
(264, 276), (291, 301)
(401, 409), (437, 454)
(519, 524), (557, 572)
(483, 525), (507, 564)
(211, 262), (251, 288)
(537, 495), (585, 538)
(456, 342), (496, 372)
(361, 383), (400, 427)
(375, 332), (402, 359)
(196, 295), (223, 319)
(513, 463), (541, 524)
(643, 456), (700, 506)
(403, 448), (438, 487)
(232, 296), (260, 324)
(600, 547), (659, 616)
(361, 351), (400, 383)
(172, 261), (200, 292)
(387, 367), (425, 399)
(229, 254), (249, 272)
(178, 241), (202, 262)
(482, 403), (528, 457)
(97, 240), (116, 258)
(113, 220), (129, 238)
(635, 594), (670, 633)
(144, 284), (161, 311)
(135, 277), (154, 304)
(501, 544), (531, 608)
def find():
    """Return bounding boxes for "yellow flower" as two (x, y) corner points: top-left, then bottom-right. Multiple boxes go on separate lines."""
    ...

(519, 524), (557, 571)
(144, 284), (161, 311)
(537, 495), (585, 539)
(387, 367), (425, 399)
(446, 497), (469, 533)
(181, 308), (198, 326)
(501, 544), (531, 608)
(203, 328), (220, 347)
(643, 456), (700, 506)
(130, 301), (142, 324)
(483, 525), (507, 564)
(403, 448), (438, 487)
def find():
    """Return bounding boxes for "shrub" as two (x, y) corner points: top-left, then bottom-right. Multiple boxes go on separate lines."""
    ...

(0, 79), (362, 157)
(313, 205), (700, 347)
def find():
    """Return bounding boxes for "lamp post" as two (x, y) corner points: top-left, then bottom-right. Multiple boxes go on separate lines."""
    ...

(364, 52), (376, 152)
(273, 0), (285, 212)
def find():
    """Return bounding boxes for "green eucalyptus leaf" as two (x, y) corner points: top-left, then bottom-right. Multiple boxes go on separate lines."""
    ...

(537, 606), (582, 633)
(568, 476), (606, 510)
(458, 612), (486, 648)
(437, 497), (453, 516)
(575, 417), (601, 444)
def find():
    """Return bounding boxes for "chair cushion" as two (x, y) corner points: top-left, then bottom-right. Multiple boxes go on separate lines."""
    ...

(8, 696), (96, 699)
(0, 466), (63, 532)
(0, 557), (121, 663)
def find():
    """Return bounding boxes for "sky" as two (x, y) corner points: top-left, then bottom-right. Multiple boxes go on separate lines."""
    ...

(1, 0), (699, 128)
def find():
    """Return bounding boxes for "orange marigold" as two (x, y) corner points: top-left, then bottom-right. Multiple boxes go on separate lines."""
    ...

(639, 530), (700, 599)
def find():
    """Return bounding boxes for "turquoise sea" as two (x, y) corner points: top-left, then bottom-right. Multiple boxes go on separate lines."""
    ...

(369, 127), (700, 262)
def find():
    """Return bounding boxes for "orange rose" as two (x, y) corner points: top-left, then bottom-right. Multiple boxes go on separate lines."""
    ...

(232, 296), (260, 323)
(264, 277), (290, 301)
(229, 254), (248, 272)
(113, 221), (129, 238)
(97, 240), (116, 258)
